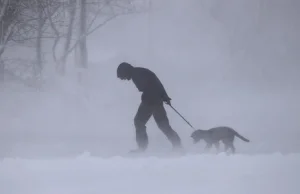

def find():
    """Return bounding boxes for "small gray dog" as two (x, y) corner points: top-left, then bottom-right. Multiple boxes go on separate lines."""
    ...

(190, 126), (250, 154)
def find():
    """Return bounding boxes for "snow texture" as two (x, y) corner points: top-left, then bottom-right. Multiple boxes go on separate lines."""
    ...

(1, 153), (299, 194)
(1, 0), (300, 158)
(0, 1), (300, 193)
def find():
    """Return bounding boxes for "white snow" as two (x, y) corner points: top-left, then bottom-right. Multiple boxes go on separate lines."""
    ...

(1, 153), (299, 194)
(1, 1), (300, 193)
(2, 0), (299, 158)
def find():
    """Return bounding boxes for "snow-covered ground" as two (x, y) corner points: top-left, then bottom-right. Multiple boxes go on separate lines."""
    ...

(1, 153), (299, 194)
(1, 1), (300, 193)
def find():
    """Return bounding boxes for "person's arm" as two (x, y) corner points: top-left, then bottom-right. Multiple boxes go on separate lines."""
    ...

(141, 69), (172, 105)
(153, 75), (172, 105)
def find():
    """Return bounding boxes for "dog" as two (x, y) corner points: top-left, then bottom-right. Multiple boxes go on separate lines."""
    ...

(190, 126), (249, 154)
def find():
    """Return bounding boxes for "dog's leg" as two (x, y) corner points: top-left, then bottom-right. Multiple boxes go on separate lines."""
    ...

(224, 142), (235, 155)
(224, 143), (229, 153)
(205, 143), (212, 152)
(229, 143), (236, 154)
(214, 142), (220, 154)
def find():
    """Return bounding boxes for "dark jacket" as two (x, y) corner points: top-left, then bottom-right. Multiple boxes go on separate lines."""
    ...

(131, 67), (170, 105)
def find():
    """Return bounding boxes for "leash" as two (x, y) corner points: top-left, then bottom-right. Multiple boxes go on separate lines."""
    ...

(168, 104), (195, 130)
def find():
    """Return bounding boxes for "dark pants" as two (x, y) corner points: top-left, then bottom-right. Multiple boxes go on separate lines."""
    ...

(134, 102), (182, 150)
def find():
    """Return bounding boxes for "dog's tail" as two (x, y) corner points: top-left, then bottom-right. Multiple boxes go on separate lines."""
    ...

(234, 131), (250, 142)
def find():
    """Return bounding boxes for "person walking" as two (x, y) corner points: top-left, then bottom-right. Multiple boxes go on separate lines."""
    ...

(117, 62), (183, 153)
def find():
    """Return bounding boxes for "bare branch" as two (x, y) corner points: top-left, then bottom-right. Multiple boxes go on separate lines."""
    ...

(0, 0), (9, 20)
(44, 0), (61, 65)
(86, 1), (110, 30)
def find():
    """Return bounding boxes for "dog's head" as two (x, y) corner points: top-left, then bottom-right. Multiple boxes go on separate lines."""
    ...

(190, 129), (205, 144)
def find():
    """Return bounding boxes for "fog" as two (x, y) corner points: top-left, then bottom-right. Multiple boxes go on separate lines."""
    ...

(1, 0), (300, 158)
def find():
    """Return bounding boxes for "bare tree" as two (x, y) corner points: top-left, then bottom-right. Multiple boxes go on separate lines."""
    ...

(75, 0), (87, 82)
(0, 0), (57, 82)
(0, 0), (63, 86)
(1, 0), (148, 84)
(35, 1), (45, 77)
(48, 0), (146, 77)
(58, 0), (77, 75)
(0, 59), (4, 81)
(0, 0), (21, 80)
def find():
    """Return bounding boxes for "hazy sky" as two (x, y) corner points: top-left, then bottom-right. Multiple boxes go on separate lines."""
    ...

(1, 0), (299, 158)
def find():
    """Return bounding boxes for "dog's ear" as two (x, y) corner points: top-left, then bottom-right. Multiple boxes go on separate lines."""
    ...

(190, 131), (196, 138)
(190, 130), (200, 138)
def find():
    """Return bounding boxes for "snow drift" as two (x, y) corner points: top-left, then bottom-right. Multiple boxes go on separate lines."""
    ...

(1, 153), (299, 194)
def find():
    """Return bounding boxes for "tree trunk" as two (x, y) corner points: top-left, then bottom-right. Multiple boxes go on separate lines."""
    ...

(0, 0), (20, 82)
(76, 0), (88, 83)
(0, 0), (17, 57)
(0, 58), (4, 82)
(35, 4), (43, 77)
(59, 0), (77, 75)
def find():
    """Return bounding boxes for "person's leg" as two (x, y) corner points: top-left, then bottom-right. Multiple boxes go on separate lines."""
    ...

(153, 104), (182, 149)
(133, 102), (153, 151)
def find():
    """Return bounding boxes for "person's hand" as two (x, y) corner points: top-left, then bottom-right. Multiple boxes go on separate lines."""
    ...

(164, 97), (172, 106)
